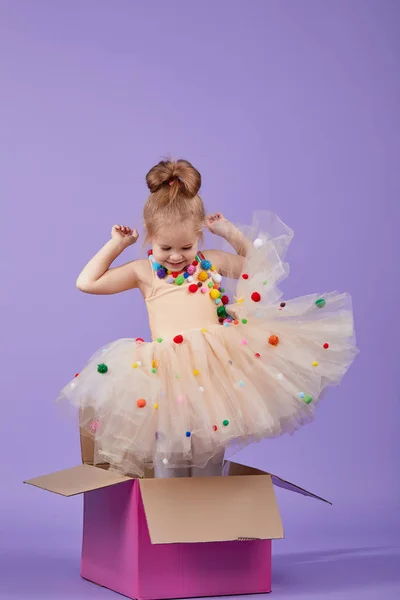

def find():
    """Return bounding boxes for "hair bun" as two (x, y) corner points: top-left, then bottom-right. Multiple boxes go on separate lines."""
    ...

(146, 159), (201, 200)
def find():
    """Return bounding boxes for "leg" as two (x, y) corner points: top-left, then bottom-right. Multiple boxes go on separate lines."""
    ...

(190, 451), (225, 478)
(153, 460), (190, 479)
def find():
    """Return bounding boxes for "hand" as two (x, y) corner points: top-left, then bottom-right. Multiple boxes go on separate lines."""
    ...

(204, 212), (231, 237)
(111, 225), (139, 248)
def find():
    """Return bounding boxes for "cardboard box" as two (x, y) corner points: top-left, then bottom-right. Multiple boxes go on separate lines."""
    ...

(25, 436), (329, 599)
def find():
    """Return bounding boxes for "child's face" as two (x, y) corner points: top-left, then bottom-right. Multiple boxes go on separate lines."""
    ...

(152, 222), (200, 270)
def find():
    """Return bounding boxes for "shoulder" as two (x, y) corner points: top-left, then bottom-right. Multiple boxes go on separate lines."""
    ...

(203, 249), (244, 279)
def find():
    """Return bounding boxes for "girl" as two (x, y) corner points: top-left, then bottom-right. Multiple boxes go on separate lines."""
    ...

(59, 158), (357, 478)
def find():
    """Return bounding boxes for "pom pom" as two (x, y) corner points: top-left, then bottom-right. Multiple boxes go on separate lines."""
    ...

(312, 361), (319, 367)
(97, 363), (108, 374)
(152, 261), (161, 270)
(185, 431), (191, 438)
(201, 287), (207, 293)
(323, 343), (329, 349)
(188, 284), (198, 293)
(268, 335), (279, 346)
(222, 419), (230, 427)
(153, 403), (159, 410)
(316, 298), (326, 308)
(157, 267), (167, 278)
(213, 425), (218, 431)
(201, 259), (212, 270)
(187, 264), (196, 275)
(217, 306), (228, 318)
(197, 281), (202, 287)
(253, 238), (263, 249)
(175, 275), (185, 285)
(280, 302), (286, 308)
(89, 419), (99, 432)
(157, 337), (163, 343)
(212, 273), (222, 283)
(137, 398), (146, 408)
(198, 271), (208, 282)
(136, 338), (144, 344)
(242, 273), (249, 280)
(221, 295), (229, 305)
(193, 369), (199, 376)
(187, 276), (193, 282)
(251, 292), (261, 302)
(167, 277), (174, 283)
(210, 288), (221, 300)
(183, 272), (190, 279)
(303, 394), (313, 404)
(192, 259), (199, 266)
(173, 334), (184, 344)
(254, 353), (261, 358)
(162, 458), (169, 465)
(147, 249), (153, 256)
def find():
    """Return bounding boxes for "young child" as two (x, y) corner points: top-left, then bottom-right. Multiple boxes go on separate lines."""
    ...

(59, 159), (357, 478)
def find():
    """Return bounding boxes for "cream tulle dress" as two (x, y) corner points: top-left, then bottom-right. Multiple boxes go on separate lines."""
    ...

(58, 212), (357, 476)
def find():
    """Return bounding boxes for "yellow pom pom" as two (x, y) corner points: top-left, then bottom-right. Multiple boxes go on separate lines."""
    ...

(153, 403), (159, 410)
(132, 362), (138, 368)
(152, 359), (158, 369)
(200, 328), (208, 333)
(198, 271), (208, 282)
(167, 270), (172, 275)
(210, 265), (216, 271)
(210, 289), (221, 300)
(237, 297), (245, 304)
(312, 361), (319, 367)
(193, 369), (200, 376)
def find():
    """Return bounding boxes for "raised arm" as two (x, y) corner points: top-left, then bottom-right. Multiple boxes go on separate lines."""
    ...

(76, 225), (150, 295)
(204, 213), (250, 279)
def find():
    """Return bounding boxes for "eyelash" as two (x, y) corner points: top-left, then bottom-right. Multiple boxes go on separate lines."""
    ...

(161, 246), (193, 251)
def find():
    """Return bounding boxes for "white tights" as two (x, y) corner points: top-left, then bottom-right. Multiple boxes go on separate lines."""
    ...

(154, 452), (225, 479)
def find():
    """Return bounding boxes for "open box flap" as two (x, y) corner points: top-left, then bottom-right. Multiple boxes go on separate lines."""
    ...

(24, 464), (132, 497)
(224, 461), (331, 505)
(139, 474), (283, 544)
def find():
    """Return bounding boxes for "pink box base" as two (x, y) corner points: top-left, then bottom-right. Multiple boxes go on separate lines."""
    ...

(81, 480), (272, 600)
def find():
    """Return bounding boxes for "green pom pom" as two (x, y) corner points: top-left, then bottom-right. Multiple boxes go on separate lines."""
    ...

(208, 281), (214, 288)
(220, 288), (225, 293)
(152, 368), (157, 374)
(157, 337), (163, 343)
(217, 306), (227, 318)
(303, 394), (313, 404)
(97, 363), (108, 374)
(175, 275), (185, 285)
(241, 318), (248, 324)
(315, 298), (326, 308)
(222, 419), (230, 427)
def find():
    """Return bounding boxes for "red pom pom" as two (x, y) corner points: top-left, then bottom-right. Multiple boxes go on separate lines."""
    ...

(242, 273), (249, 280)
(136, 337), (144, 344)
(218, 317), (225, 323)
(323, 343), (329, 349)
(172, 272), (180, 278)
(173, 334), (184, 344)
(268, 334), (279, 346)
(212, 425), (218, 431)
(221, 295), (229, 305)
(254, 353), (261, 358)
(188, 284), (198, 293)
(74, 373), (79, 378)
(251, 292), (261, 302)
(147, 249), (153, 256)
(192, 259), (198, 266)
(137, 398), (146, 408)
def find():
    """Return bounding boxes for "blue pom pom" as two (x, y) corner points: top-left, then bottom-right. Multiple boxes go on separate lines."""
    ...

(201, 259), (211, 270)
(183, 272), (190, 279)
(152, 261), (161, 270)
(185, 431), (191, 438)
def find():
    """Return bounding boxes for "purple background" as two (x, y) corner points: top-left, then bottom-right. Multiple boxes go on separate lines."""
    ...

(1, 0), (399, 598)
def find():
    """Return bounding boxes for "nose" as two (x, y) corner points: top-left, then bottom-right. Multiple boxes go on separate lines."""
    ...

(170, 252), (182, 261)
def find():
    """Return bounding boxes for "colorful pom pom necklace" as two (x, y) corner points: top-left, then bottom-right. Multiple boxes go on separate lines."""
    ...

(148, 249), (232, 324)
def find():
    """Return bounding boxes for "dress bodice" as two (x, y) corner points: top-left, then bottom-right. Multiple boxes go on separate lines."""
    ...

(145, 255), (223, 340)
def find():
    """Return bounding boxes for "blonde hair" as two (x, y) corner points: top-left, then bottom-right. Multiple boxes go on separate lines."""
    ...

(144, 158), (205, 239)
